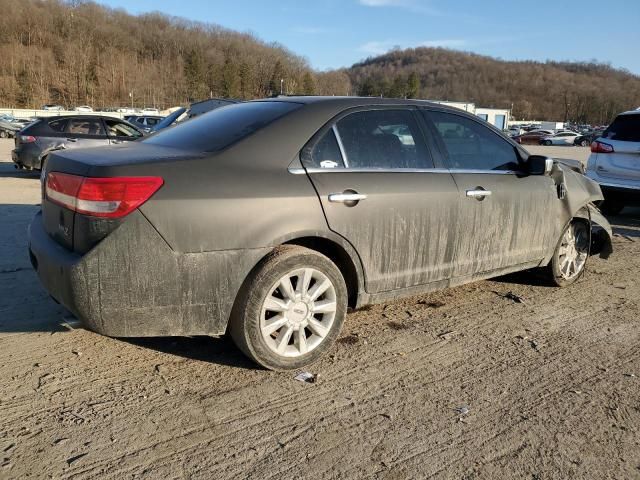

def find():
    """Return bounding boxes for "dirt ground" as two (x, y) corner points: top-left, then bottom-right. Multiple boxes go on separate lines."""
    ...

(0, 139), (638, 479)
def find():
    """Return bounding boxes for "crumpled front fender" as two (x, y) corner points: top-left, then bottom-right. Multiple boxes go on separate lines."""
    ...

(588, 204), (613, 259)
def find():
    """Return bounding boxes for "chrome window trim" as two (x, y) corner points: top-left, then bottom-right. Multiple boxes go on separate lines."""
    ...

(332, 124), (349, 168)
(290, 167), (521, 175)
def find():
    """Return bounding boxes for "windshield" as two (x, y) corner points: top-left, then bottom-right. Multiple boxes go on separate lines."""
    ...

(143, 101), (302, 152)
(604, 114), (640, 142)
(151, 107), (187, 132)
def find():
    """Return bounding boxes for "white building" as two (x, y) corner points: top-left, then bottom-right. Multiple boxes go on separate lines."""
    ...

(428, 100), (511, 130)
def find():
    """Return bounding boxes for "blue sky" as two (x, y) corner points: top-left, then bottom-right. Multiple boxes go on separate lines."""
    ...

(97, 0), (640, 74)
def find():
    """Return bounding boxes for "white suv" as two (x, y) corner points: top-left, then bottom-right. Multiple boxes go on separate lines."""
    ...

(586, 110), (640, 215)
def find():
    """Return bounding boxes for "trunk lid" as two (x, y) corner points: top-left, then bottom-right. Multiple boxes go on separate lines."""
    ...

(41, 143), (203, 253)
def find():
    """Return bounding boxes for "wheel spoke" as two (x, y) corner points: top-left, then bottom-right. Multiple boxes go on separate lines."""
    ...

(278, 276), (296, 301)
(307, 318), (329, 338)
(263, 314), (288, 335)
(275, 325), (294, 353)
(313, 299), (337, 314)
(264, 296), (288, 313)
(295, 328), (308, 354)
(296, 268), (313, 296)
(308, 278), (331, 301)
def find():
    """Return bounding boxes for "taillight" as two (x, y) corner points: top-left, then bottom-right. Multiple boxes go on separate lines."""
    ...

(45, 172), (163, 218)
(20, 135), (36, 143)
(591, 141), (614, 153)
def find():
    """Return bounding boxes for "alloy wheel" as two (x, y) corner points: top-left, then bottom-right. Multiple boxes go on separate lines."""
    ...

(260, 268), (337, 358)
(557, 224), (588, 280)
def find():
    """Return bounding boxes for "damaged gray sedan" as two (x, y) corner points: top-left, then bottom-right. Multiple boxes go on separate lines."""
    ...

(28, 97), (612, 370)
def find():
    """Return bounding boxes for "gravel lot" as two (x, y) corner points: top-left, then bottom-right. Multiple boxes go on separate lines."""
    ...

(0, 139), (638, 479)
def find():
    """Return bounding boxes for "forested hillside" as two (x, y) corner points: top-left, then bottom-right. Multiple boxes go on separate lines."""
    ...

(0, 0), (351, 109)
(348, 48), (640, 124)
(1, 0), (639, 124)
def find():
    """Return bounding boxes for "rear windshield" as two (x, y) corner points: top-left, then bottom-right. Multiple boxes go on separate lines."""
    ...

(604, 114), (640, 142)
(143, 101), (302, 152)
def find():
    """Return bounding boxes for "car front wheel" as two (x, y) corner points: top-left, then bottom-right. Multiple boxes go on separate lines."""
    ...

(548, 221), (589, 287)
(229, 246), (347, 370)
(580, 140), (590, 147)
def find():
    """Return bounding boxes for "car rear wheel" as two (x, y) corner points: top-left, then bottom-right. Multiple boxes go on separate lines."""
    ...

(543, 140), (552, 146)
(580, 139), (590, 147)
(229, 246), (347, 370)
(548, 221), (589, 287)
(0, 130), (7, 138)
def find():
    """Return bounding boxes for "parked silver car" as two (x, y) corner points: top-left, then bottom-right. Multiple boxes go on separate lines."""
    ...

(586, 110), (640, 214)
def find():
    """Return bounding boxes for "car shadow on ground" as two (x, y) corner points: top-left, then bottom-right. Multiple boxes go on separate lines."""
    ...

(0, 161), (40, 179)
(121, 336), (259, 370)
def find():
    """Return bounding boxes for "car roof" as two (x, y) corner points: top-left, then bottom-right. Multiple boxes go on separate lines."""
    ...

(618, 110), (640, 116)
(255, 96), (455, 109)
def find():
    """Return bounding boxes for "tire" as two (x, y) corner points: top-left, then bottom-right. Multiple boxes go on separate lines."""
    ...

(599, 200), (624, 216)
(0, 130), (7, 139)
(547, 221), (590, 287)
(580, 140), (590, 147)
(229, 245), (348, 370)
(544, 140), (552, 146)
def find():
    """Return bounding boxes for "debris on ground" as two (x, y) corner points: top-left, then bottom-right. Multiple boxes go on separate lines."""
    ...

(505, 292), (527, 304)
(437, 330), (457, 341)
(294, 372), (318, 384)
(455, 405), (470, 416)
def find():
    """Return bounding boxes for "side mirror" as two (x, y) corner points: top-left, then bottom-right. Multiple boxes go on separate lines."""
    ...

(526, 155), (554, 176)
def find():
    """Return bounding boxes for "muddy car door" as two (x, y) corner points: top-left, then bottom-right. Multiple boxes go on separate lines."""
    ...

(421, 109), (561, 277)
(301, 107), (460, 294)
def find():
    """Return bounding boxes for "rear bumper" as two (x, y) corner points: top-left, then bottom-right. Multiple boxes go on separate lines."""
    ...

(28, 210), (270, 337)
(12, 145), (41, 169)
(600, 183), (640, 205)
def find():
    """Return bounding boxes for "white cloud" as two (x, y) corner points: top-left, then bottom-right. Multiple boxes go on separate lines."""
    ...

(357, 0), (441, 15)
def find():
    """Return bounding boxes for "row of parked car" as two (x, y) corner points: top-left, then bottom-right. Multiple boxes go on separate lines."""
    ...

(510, 128), (606, 147)
(11, 98), (240, 170)
(42, 105), (161, 115)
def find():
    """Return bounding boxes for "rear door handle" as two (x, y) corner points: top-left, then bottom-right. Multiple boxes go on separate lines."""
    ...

(328, 192), (367, 203)
(66, 138), (78, 142)
(466, 189), (492, 198)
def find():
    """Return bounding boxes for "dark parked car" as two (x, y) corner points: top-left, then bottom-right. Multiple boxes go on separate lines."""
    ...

(574, 129), (605, 147)
(512, 130), (554, 145)
(12, 115), (143, 170)
(125, 115), (164, 132)
(28, 98), (613, 370)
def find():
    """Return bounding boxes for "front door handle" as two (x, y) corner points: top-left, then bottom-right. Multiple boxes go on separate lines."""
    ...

(466, 189), (492, 199)
(66, 138), (78, 142)
(328, 192), (367, 203)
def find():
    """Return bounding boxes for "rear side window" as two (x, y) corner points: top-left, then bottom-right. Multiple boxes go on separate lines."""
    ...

(303, 128), (345, 169)
(604, 114), (640, 142)
(66, 118), (105, 136)
(335, 110), (432, 169)
(48, 119), (68, 132)
(426, 111), (520, 171)
(143, 101), (302, 152)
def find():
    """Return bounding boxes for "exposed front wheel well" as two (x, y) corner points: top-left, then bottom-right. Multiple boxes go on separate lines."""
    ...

(284, 237), (360, 308)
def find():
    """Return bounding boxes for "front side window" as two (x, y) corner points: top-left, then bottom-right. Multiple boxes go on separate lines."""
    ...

(426, 111), (520, 171)
(105, 119), (142, 139)
(66, 118), (105, 136)
(335, 110), (431, 169)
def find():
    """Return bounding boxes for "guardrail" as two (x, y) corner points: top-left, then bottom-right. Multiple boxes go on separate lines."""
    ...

(0, 108), (169, 119)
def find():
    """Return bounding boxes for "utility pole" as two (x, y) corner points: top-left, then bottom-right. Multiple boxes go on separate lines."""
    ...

(280, 78), (284, 95)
